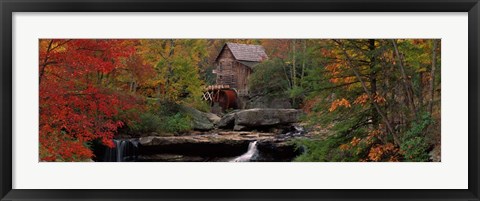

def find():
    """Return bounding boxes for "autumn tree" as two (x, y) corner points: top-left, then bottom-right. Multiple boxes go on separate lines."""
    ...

(39, 39), (138, 161)
(139, 39), (208, 108)
(296, 39), (441, 162)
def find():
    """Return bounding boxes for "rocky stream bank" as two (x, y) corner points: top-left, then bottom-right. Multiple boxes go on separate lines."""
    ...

(94, 108), (309, 162)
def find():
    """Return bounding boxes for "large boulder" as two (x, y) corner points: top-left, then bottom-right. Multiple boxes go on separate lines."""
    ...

(179, 106), (218, 131)
(217, 113), (236, 129)
(235, 108), (302, 127)
(204, 112), (221, 125)
(217, 108), (303, 130)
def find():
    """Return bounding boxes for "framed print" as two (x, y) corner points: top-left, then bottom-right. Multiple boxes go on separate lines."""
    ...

(1, 0), (479, 200)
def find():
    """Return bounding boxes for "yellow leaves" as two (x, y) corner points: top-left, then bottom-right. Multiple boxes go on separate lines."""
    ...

(416, 67), (428, 73)
(338, 128), (400, 162)
(343, 76), (356, 83)
(329, 76), (356, 85)
(365, 129), (384, 144)
(320, 48), (332, 57)
(367, 143), (399, 162)
(374, 94), (386, 104)
(353, 93), (386, 106)
(329, 98), (351, 112)
(329, 94), (386, 112)
(39, 39), (68, 53)
(329, 78), (341, 84)
(339, 137), (361, 151)
(388, 156), (400, 162)
(353, 93), (369, 105)
(367, 146), (383, 161)
(350, 137), (361, 146)
(411, 39), (426, 45)
(339, 144), (350, 151)
(326, 63), (341, 76)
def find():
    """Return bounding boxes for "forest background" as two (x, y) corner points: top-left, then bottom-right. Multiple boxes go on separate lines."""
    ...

(39, 39), (441, 162)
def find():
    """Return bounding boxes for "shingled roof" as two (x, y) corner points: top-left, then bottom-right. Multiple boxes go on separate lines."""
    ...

(215, 42), (268, 62)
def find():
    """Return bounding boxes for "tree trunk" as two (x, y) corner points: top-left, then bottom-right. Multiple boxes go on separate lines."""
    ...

(336, 40), (401, 146)
(291, 39), (297, 106)
(301, 39), (307, 87)
(418, 71), (424, 108)
(39, 40), (54, 84)
(282, 62), (293, 89)
(392, 39), (417, 116)
(428, 39), (438, 115)
(163, 39), (176, 101)
(292, 39), (297, 88)
(368, 39), (379, 127)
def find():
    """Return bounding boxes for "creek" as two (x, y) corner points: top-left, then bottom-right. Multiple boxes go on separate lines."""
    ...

(96, 126), (306, 162)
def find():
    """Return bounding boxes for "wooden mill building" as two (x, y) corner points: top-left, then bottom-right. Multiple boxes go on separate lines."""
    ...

(213, 43), (268, 96)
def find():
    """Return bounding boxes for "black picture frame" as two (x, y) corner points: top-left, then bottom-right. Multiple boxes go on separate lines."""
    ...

(1, 0), (479, 200)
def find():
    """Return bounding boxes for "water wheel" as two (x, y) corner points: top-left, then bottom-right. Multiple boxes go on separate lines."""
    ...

(203, 85), (238, 112)
(216, 89), (238, 111)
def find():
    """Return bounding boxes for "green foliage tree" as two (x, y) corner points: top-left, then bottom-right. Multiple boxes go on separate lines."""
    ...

(295, 39), (440, 162)
(248, 58), (290, 96)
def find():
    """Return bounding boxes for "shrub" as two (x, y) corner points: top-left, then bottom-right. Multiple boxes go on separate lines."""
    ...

(293, 135), (351, 162)
(127, 111), (193, 134)
(160, 113), (192, 133)
(125, 100), (196, 135)
(128, 112), (163, 134)
(185, 99), (211, 113)
(400, 113), (433, 162)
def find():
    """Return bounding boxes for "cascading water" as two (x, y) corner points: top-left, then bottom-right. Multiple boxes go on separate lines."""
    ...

(230, 141), (258, 162)
(103, 139), (139, 162)
(284, 125), (305, 137)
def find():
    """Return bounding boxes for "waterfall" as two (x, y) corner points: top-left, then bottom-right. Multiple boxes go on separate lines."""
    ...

(284, 125), (305, 137)
(103, 139), (139, 162)
(230, 141), (258, 162)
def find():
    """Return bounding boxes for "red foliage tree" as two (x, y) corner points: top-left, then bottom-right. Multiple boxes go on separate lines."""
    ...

(39, 39), (137, 161)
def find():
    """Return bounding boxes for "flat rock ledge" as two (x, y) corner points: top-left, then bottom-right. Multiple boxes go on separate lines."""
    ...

(218, 108), (303, 131)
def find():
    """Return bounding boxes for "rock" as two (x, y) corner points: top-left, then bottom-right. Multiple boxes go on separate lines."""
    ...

(217, 113), (236, 129)
(204, 112), (221, 124)
(116, 134), (132, 138)
(139, 132), (272, 147)
(188, 131), (203, 135)
(136, 128), (307, 162)
(254, 139), (303, 162)
(429, 145), (441, 162)
(147, 132), (175, 137)
(137, 154), (206, 162)
(178, 106), (223, 130)
(218, 108), (303, 131)
(179, 105), (214, 131)
(233, 125), (247, 131)
(138, 131), (276, 157)
(211, 102), (223, 116)
(235, 108), (302, 127)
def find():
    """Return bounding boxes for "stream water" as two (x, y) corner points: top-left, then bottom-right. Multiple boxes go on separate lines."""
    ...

(103, 139), (139, 162)
(100, 125), (305, 162)
(229, 141), (258, 162)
